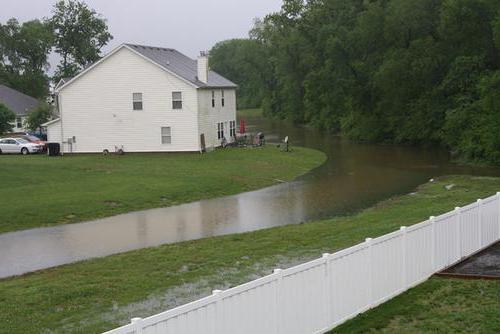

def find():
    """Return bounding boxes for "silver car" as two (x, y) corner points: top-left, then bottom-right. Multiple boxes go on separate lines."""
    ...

(0, 137), (44, 155)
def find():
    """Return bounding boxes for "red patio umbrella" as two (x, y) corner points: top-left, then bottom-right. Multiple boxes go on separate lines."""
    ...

(239, 119), (246, 134)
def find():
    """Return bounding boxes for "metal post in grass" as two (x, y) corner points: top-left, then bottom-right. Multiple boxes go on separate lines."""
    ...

(273, 268), (283, 334)
(399, 227), (407, 289)
(131, 317), (143, 334)
(430, 216), (436, 272)
(455, 207), (462, 260)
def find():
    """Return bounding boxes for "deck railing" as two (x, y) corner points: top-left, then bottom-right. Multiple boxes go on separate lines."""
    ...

(104, 193), (500, 334)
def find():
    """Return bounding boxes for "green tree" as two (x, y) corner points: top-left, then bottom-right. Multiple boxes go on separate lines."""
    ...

(210, 39), (270, 109)
(209, 0), (500, 163)
(26, 102), (53, 133)
(50, 0), (113, 82)
(0, 103), (15, 135)
(0, 18), (53, 98)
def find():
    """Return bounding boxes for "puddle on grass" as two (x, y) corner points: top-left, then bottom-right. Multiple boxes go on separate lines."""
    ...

(54, 254), (313, 333)
(444, 242), (500, 277)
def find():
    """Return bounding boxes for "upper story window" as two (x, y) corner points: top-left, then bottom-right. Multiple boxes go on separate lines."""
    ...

(133, 93), (143, 110)
(172, 92), (182, 109)
(211, 91), (215, 108)
(221, 90), (225, 107)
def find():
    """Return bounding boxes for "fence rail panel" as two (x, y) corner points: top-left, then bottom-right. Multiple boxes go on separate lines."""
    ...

(103, 194), (500, 334)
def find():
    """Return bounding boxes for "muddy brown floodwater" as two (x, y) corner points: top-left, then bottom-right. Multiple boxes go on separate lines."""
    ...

(1, 115), (500, 278)
(442, 242), (500, 277)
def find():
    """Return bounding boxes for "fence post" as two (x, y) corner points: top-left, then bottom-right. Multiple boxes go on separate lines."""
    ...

(455, 207), (461, 260)
(399, 226), (407, 289)
(131, 317), (143, 334)
(430, 216), (436, 272)
(322, 253), (332, 327)
(212, 289), (223, 334)
(477, 199), (483, 248)
(365, 238), (373, 307)
(273, 269), (283, 334)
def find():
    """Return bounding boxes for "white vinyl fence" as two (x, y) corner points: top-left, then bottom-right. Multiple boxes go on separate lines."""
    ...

(104, 193), (500, 334)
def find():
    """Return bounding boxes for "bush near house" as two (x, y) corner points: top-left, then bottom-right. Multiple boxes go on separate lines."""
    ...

(0, 103), (15, 135)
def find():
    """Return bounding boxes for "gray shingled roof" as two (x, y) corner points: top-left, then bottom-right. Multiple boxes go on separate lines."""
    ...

(125, 44), (237, 88)
(0, 84), (39, 116)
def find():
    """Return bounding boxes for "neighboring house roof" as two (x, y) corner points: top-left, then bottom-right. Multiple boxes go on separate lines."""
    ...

(0, 84), (39, 116)
(56, 43), (237, 92)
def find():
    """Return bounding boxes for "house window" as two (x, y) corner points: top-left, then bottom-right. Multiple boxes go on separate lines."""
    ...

(133, 93), (143, 110)
(212, 91), (215, 108)
(217, 122), (224, 140)
(16, 117), (22, 128)
(221, 90), (225, 107)
(172, 92), (182, 109)
(161, 127), (172, 144)
(230, 120), (236, 137)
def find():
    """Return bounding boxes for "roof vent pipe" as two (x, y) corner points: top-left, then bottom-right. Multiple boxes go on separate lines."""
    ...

(197, 51), (209, 84)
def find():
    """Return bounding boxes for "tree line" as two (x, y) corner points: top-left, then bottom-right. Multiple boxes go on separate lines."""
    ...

(210, 0), (500, 164)
(0, 0), (111, 134)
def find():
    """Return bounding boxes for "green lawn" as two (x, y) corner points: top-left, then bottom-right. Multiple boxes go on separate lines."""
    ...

(0, 146), (325, 233)
(1, 175), (499, 333)
(332, 278), (500, 333)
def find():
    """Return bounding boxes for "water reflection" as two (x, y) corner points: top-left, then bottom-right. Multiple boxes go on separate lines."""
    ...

(1, 116), (499, 278)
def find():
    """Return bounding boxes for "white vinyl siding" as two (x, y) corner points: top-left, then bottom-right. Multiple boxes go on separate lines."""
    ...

(197, 89), (236, 148)
(46, 120), (62, 143)
(53, 47), (200, 153)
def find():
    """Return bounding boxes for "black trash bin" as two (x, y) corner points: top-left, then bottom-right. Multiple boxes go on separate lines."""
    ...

(47, 143), (61, 156)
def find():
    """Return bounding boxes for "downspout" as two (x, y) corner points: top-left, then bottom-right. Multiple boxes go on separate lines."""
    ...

(58, 93), (64, 155)
(196, 88), (202, 153)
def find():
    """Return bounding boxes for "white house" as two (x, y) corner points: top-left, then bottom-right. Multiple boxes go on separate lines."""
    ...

(45, 43), (237, 153)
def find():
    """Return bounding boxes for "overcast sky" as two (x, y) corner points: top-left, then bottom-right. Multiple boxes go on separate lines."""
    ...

(1, 0), (283, 72)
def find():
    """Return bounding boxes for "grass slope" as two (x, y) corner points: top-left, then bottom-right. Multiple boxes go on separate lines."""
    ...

(332, 278), (500, 333)
(0, 146), (325, 233)
(0, 176), (499, 333)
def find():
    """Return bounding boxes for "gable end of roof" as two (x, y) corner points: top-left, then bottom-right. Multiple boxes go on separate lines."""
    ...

(56, 43), (238, 92)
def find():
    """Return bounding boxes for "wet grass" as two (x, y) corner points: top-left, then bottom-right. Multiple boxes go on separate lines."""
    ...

(332, 278), (500, 333)
(0, 146), (325, 233)
(0, 175), (499, 333)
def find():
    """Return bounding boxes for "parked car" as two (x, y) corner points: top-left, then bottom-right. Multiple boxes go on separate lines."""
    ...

(10, 133), (46, 146)
(0, 138), (44, 155)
